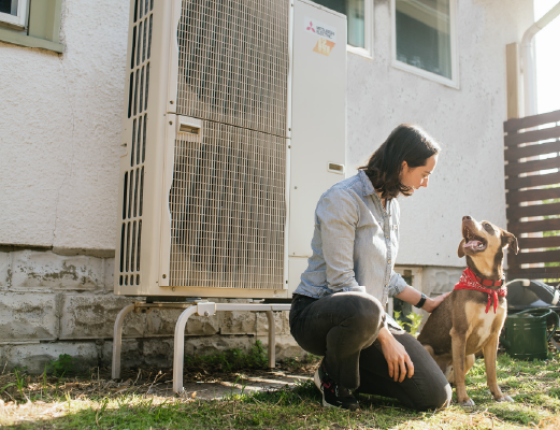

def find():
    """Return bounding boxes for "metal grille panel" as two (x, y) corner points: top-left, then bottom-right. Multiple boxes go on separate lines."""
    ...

(169, 121), (286, 288)
(177, 0), (289, 136)
(119, 0), (153, 288)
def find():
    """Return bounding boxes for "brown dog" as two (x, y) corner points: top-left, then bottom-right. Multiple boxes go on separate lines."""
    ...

(418, 216), (518, 406)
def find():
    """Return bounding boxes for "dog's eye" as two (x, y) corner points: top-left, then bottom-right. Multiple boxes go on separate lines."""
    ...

(483, 223), (492, 231)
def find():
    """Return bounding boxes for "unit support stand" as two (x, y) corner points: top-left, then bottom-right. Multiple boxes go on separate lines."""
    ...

(112, 301), (291, 393)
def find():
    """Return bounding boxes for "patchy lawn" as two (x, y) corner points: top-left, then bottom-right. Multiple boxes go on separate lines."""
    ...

(1, 352), (560, 429)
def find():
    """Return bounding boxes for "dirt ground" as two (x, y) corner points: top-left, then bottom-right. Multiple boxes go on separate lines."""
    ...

(0, 359), (318, 407)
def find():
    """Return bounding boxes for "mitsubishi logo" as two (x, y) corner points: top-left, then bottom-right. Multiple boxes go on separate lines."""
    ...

(307, 21), (315, 32)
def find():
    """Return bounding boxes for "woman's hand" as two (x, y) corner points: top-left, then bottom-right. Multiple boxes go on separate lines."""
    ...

(377, 327), (414, 383)
(423, 292), (450, 313)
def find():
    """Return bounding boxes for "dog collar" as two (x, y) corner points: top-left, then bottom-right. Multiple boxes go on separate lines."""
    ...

(472, 272), (503, 287)
(454, 268), (506, 314)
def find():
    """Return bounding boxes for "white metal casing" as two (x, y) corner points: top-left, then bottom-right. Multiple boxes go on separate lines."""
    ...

(288, 0), (347, 296)
(115, 0), (346, 299)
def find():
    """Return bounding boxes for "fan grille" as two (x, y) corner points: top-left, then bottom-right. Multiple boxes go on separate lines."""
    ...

(177, 0), (289, 136)
(169, 121), (286, 289)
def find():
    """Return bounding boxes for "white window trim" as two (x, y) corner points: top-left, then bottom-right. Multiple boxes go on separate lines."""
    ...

(390, 0), (459, 89)
(346, 0), (374, 59)
(0, 0), (29, 29)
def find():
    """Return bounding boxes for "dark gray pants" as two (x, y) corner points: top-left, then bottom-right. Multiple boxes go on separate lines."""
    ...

(289, 292), (451, 411)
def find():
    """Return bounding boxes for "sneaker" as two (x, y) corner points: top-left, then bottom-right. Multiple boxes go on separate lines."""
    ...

(313, 361), (359, 410)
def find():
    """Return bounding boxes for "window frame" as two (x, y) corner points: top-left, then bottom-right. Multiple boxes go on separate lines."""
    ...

(390, 0), (459, 88)
(0, 0), (29, 28)
(0, 0), (63, 53)
(346, 0), (374, 59)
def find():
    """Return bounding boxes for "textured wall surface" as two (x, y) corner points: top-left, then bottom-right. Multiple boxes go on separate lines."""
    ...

(0, 0), (129, 251)
(346, 0), (534, 268)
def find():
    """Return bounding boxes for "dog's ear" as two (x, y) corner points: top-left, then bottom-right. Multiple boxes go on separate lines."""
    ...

(501, 230), (519, 255)
(458, 239), (466, 258)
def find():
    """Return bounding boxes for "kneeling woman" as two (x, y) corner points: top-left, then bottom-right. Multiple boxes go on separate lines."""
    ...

(289, 124), (452, 411)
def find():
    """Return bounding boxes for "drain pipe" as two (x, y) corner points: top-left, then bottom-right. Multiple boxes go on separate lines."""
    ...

(521, 1), (560, 116)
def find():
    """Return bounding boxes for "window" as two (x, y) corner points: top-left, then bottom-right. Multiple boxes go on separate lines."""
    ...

(0, 0), (62, 53)
(392, 0), (458, 87)
(311, 0), (373, 57)
(0, 0), (28, 28)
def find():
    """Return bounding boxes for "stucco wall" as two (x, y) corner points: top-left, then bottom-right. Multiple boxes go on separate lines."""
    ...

(0, 0), (129, 252)
(346, 0), (534, 268)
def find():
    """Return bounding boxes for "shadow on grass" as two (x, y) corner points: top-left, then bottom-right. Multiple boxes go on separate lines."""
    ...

(0, 381), (425, 430)
(2, 352), (560, 429)
(3, 378), (558, 430)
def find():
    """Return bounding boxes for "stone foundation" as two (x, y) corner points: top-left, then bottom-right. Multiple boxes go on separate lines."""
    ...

(0, 247), (302, 374)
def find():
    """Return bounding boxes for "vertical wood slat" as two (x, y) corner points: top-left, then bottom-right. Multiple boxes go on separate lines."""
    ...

(504, 109), (560, 283)
(505, 43), (519, 120)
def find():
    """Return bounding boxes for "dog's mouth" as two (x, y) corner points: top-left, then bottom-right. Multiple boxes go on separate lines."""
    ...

(463, 227), (487, 252)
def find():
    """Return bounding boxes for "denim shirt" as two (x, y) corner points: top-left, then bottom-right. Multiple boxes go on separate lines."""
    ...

(294, 170), (409, 309)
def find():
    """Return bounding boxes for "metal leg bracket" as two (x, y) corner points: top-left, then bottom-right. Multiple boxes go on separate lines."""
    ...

(111, 301), (291, 394)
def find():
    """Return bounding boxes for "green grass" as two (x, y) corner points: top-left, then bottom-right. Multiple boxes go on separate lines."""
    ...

(1, 352), (560, 429)
(184, 340), (269, 373)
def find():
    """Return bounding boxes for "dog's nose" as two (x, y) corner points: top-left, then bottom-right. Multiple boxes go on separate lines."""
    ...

(463, 216), (472, 221)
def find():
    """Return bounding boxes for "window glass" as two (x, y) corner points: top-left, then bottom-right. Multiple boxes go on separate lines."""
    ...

(311, 0), (365, 48)
(0, 0), (17, 15)
(395, 0), (452, 79)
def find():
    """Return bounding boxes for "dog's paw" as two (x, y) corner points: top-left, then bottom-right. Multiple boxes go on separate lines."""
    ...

(496, 395), (514, 403)
(459, 398), (475, 407)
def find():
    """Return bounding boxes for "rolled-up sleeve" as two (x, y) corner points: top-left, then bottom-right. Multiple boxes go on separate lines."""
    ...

(316, 189), (366, 294)
(387, 270), (409, 297)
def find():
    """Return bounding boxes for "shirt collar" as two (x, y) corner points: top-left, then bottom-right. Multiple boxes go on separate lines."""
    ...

(358, 170), (376, 196)
(358, 170), (391, 213)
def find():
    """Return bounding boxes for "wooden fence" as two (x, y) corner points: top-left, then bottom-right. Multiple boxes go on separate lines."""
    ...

(504, 109), (560, 283)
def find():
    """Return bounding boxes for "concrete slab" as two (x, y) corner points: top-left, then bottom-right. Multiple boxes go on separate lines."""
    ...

(140, 371), (313, 400)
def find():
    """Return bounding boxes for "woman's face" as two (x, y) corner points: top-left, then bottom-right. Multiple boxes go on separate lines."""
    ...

(400, 154), (438, 195)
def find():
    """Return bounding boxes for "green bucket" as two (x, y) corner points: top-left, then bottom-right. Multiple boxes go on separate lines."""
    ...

(500, 308), (559, 360)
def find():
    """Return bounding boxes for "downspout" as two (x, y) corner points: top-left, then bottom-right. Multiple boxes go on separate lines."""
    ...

(521, 1), (560, 116)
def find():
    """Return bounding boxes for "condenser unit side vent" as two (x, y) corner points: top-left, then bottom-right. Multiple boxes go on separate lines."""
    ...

(118, 0), (154, 289)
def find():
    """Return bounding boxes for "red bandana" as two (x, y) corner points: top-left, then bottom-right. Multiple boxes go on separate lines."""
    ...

(453, 268), (507, 314)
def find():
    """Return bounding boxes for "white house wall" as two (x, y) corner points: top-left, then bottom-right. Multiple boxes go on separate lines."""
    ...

(346, 0), (534, 268)
(0, 0), (129, 252)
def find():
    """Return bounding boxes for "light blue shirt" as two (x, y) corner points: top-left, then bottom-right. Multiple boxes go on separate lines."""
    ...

(294, 170), (409, 308)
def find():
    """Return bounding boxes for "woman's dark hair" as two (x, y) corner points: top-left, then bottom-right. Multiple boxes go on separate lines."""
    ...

(359, 124), (441, 199)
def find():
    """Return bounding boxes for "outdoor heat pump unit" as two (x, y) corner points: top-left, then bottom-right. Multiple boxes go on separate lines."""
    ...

(115, 0), (347, 300)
